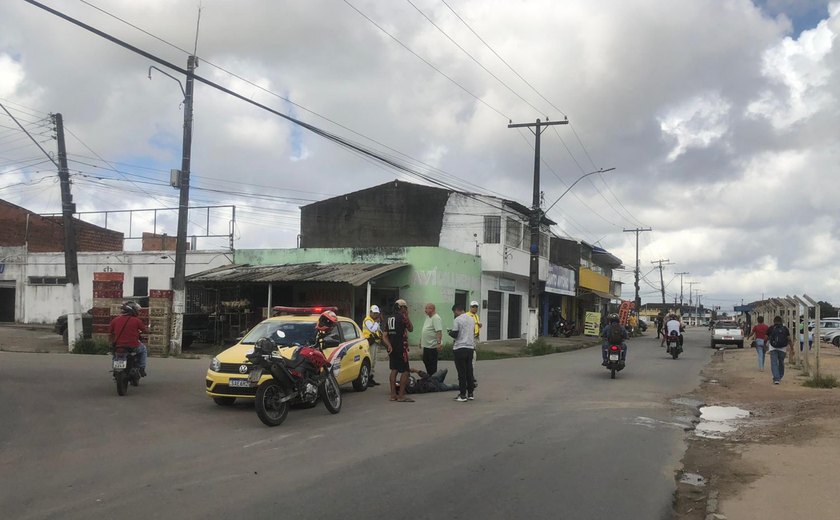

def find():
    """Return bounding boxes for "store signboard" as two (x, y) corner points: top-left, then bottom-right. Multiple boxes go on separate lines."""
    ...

(546, 264), (575, 296)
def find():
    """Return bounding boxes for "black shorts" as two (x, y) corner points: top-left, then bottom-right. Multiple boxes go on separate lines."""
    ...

(389, 348), (409, 372)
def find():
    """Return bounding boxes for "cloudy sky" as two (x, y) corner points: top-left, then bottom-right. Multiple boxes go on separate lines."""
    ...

(1, 0), (838, 310)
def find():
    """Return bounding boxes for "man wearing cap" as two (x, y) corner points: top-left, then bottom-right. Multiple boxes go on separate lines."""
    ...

(360, 305), (383, 387)
(466, 300), (482, 384)
(421, 303), (443, 375)
(384, 299), (414, 402)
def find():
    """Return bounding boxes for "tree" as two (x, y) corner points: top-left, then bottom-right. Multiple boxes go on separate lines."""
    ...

(817, 301), (838, 318)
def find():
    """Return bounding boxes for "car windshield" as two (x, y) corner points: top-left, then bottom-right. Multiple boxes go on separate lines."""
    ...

(715, 322), (738, 329)
(240, 320), (316, 346)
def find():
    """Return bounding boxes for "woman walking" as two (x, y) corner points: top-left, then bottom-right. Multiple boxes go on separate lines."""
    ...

(748, 316), (769, 371)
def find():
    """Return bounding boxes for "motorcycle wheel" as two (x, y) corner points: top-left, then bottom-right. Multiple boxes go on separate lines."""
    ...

(610, 368), (616, 379)
(672, 349), (679, 359)
(130, 369), (140, 387)
(255, 381), (290, 427)
(115, 372), (128, 396)
(320, 374), (342, 414)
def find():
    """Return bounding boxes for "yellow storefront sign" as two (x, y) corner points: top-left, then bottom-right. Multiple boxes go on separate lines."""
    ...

(584, 311), (602, 336)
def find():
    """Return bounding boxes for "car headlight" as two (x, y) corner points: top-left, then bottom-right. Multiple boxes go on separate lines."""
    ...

(210, 357), (221, 372)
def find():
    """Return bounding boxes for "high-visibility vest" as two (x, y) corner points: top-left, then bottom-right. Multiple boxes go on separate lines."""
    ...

(361, 315), (381, 341)
(466, 311), (480, 337)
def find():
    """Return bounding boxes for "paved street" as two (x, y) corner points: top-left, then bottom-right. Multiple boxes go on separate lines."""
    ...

(1, 330), (711, 520)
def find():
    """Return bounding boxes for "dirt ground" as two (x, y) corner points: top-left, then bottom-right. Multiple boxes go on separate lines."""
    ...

(673, 343), (840, 520)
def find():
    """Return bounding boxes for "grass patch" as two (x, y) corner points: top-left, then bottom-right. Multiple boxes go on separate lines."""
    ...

(72, 338), (111, 355)
(802, 374), (839, 388)
(524, 338), (557, 357)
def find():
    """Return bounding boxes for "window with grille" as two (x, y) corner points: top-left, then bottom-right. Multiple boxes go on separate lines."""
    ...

(483, 216), (501, 244)
(28, 276), (68, 285)
(505, 218), (523, 248)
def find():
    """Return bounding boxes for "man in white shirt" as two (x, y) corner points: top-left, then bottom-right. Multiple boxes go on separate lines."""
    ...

(663, 314), (683, 348)
(449, 304), (476, 402)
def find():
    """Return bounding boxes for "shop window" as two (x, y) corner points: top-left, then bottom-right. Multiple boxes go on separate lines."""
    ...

(483, 216), (501, 244)
(28, 276), (68, 286)
(133, 277), (149, 297)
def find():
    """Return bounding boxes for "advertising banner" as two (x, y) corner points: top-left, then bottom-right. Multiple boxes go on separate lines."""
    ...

(584, 311), (602, 336)
(546, 264), (575, 296)
(619, 300), (634, 326)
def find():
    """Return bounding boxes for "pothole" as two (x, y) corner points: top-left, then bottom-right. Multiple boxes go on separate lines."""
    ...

(695, 405), (750, 439)
(678, 472), (706, 487)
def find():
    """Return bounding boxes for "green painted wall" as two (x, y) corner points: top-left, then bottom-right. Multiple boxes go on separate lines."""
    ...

(234, 247), (481, 346)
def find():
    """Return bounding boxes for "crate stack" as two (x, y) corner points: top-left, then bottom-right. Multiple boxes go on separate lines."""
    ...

(147, 289), (173, 356)
(91, 272), (125, 344)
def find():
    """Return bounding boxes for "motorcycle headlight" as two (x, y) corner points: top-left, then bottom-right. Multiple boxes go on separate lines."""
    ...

(210, 357), (221, 372)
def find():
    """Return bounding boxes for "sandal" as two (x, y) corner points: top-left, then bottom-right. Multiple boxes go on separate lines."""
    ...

(397, 397), (415, 402)
(389, 396), (398, 401)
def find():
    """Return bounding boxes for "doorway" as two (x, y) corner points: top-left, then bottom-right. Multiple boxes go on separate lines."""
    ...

(507, 294), (522, 339)
(487, 290), (502, 340)
(0, 285), (15, 322)
(454, 290), (468, 313)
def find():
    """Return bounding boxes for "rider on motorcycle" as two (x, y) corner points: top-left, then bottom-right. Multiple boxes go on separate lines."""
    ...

(109, 301), (148, 377)
(663, 313), (684, 347)
(601, 314), (628, 365)
(313, 310), (338, 351)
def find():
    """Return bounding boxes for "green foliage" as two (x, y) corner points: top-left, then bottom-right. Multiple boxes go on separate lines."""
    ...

(72, 338), (112, 355)
(524, 338), (557, 357)
(802, 374), (839, 389)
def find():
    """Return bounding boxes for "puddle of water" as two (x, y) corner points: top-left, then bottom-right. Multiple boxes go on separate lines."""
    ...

(679, 472), (706, 487)
(694, 405), (750, 439)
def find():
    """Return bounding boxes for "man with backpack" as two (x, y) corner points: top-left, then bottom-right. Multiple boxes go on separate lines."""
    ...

(767, 315), (792, 384)
(601, 314), (629, 365)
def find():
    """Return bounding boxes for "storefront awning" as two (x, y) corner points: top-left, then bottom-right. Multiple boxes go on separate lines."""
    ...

(187, 262), (408, 287)
(579, 287), (618, 300)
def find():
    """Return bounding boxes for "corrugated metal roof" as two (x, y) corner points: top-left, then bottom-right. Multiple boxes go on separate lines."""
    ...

(186, 262), (408, 287)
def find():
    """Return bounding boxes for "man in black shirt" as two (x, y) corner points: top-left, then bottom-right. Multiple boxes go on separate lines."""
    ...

(383, 299), (414, 402)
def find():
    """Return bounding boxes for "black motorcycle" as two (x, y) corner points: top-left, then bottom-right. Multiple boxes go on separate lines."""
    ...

(605, 344), (625, 379)
(245, 331), (341, 427)
(112, 347), (141, 396)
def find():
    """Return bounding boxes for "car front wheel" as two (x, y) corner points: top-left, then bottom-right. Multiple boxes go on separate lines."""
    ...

(352, 359), (371, 392)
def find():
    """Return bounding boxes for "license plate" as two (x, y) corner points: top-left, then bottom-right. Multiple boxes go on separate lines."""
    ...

(113, 360), (127, 369)
(723, 336), (733, 340)
(609, 354), (619, 361)
(228, 379), (253, 388)
(247, 368), (263, 383)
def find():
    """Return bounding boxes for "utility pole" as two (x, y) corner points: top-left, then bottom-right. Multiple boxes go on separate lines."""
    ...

(53, 113), (83, 351)
(508, 117), (568, 344)
(687, 281), (700, 325)
(675, 272), (690, 308)
(651, 259), (672, 305)
(170, 54), (198, 357)
(623, 227), (652, 312)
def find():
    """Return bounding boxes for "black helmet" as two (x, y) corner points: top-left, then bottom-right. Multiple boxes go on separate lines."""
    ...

(609, 313), (619, 324)
(121, 301), (141, 316)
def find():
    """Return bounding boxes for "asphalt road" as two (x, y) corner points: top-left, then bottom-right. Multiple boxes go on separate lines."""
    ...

(0, 329), (712, 520)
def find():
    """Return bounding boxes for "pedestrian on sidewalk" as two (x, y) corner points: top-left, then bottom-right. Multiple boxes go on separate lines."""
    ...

(767, 316), (792, 384)
(449, 303), (476, 402)
(748, 316), (769, 371)
(655, 314), (664, 339)
(467, 300), (482, 386)
(798, 319), (814, 352)
(360, 305), (383, 387)
(420, 303), (443, 376)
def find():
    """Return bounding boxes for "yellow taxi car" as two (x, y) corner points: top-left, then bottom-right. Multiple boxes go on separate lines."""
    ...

(205, 307), (372, 406)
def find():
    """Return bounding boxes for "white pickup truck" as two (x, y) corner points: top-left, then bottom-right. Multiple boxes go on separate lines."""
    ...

(710, 321), (744, 348)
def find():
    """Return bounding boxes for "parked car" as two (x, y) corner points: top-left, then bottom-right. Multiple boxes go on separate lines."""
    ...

(54, 309), (94, 345)
(710, 320), (744, 348)
(205, 306), (372, 406)
(820, 329), (840, 347)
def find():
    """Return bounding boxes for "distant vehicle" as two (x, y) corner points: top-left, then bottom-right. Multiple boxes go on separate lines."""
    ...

(54, 309), (93, 345)
(820, 329), (840, 347)
(710, 321), (744, 348)
(808, 318), (840, 331)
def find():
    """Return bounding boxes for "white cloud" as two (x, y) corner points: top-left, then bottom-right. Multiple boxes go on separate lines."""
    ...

(659, 92), (732, 161)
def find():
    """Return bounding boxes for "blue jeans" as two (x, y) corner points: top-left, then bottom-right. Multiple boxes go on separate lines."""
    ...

(769, 349), (786, 382)
(114, 343), (147, 369)
(754, 339), (766, 370)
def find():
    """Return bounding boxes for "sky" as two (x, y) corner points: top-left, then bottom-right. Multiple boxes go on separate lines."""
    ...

(0, 0), (838, 310)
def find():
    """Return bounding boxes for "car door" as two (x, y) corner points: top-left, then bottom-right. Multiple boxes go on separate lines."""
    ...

(333, 320), (366, 385)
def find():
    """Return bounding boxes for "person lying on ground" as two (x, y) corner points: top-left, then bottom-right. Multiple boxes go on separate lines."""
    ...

(395, 367), (460, 394)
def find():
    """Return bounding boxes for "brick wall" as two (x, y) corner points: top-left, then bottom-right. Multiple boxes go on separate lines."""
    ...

(0, 199), (123, 252)
(141, 232), (184, 252)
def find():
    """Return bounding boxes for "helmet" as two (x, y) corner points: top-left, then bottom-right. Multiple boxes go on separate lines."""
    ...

(316, 310), (338, 332)
(121, 301), (141, 316)
(609, 313), (619, 324)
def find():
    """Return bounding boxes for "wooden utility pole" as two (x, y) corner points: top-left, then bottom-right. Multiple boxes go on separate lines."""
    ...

(53, 113), (83, 350)
(651, 259), (672, 305)
(623, 227), (652, 311)
(675, 271), (689, 308)
(507, 117), (568, 344)
(687, 282), (700, 325)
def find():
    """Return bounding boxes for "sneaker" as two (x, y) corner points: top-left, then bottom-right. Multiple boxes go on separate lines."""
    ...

(454, 395), (468, 402)
(601, 360), (608, 366)
(367, 378), (380, 388)
(773, 380), (780, 385)
(139, 368), (147, 377)
(467, 394), (475, 400)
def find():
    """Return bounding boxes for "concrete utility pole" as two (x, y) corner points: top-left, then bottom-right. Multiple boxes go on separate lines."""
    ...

(507, 117), (568, 344)
(675, 271), (689, 308)
(651, 259), (672, 305)
(171, 54), (198, 357)
(623, 228), (652, 311)
(53, 113), (83, 350)
(687, 282), (700, 325)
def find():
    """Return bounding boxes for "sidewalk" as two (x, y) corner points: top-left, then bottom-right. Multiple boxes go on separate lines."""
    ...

(0, 323), (68, 354)
(674, 343), (840, 520)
